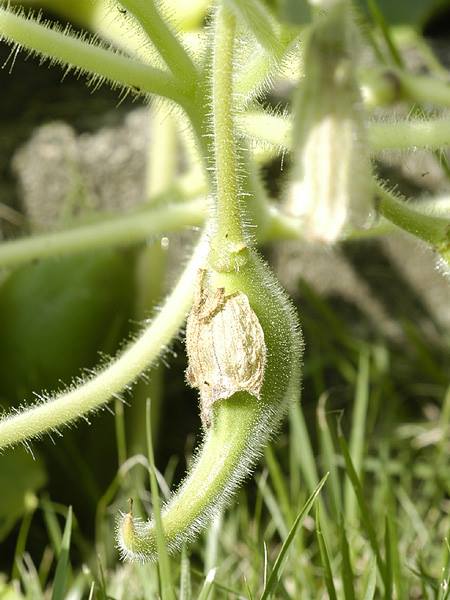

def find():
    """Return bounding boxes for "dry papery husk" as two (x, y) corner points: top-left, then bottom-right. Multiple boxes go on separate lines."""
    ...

(185, 270), (267, 427)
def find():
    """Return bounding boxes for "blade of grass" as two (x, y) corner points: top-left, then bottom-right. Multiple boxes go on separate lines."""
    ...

(192, 568), (243, 598)
(197, 568), (216, 600)
(315, 504), (337, 600)
(289, 402), (323, 500)
(257, 475), (288, 540)
(40, 496), (63, 555)
(317, 393), (342, 519)
(17, 554), (44, 599)
(38, 547), (54, 591)
(339, 516), (355, 600)
(345, 351), (370, 523)
(51, 506), (72, 600)
(12, 494), (37, 581)
(383, 517), (393, 600)
(260, 474), (328, 600)
(204, 511), (223, 575)
(264, 446), (294, 524)
(204, 511), (222, 600)
(114, 397), (127, 468)
(146, 398), (175, 600)
(385, 487), (404, 600)
(362, 556), (378, 600)
(438, 538), (450, 600)
(179, 545), (192, 600)
(339, 434), (388, 590)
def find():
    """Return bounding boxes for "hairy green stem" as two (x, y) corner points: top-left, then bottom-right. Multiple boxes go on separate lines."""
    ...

(375, 182), (450, 252)
(368, 118), (450, 151)
(238, 111), (450, 153)
(0, 7), (186, 104)
(210, 6), (246, 270)
(118, 0), (197, 85)
(0, 196), (307, 270)
(225, 0), (281, 53)
(398, 71), (450, 108)
(0, 235), (208, 451)
(119, 250), (302, 560)
(234, 28), (297, 106)
(0, 199), (204, 269)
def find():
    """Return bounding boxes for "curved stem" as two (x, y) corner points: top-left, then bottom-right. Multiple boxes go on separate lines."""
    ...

(0, 235), (209, 451)
(119, 250), (303, 560)
(118, 0), (197, 86)
(375, 181), (450, 251)
(0, 7), (186, 105)
(210, 6), (246, 270)
(0, 199), (205, 269)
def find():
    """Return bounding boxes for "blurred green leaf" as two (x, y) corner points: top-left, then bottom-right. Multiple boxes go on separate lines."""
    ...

(0, 249), (133, 403)
(278, 0), (310, 25)
(0, 449), (46, 541)
(278, 0), (448, 29)
(360, 0), (449, 28)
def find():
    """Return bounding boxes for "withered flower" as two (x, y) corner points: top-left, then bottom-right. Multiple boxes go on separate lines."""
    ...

(185, 270), (267, 427)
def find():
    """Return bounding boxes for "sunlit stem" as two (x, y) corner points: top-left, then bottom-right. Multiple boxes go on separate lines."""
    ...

(375, 181), (450, 253)
(0, 198), (205, 269)
(118, 0), (197, 86)
(0, 8), (186, 104)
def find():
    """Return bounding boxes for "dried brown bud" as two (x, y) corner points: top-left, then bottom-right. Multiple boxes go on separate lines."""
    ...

(185, 270), (267, 428)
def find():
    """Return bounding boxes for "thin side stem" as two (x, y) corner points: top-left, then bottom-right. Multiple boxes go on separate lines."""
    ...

(118, 0), (197, 86)
(234, 29), (297, 106)
(225, 0), (281, 53)
(0, 235), (209, 451)
(0, 8), (186, 105)
(0, 198), (205, 269)
(210, 6), (246, 269)
(369, 118), (450, 151)
(238, 110), (450, 152)
(398, 71), (450, 108)
(375, 182), (450, 250)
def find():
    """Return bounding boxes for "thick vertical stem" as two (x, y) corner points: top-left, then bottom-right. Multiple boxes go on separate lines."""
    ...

(210, 6), (247, 271)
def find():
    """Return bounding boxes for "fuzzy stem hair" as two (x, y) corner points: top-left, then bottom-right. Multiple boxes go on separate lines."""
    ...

(0, 7), (186, 104)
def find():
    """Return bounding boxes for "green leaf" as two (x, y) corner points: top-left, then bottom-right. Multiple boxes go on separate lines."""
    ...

(278, 0), (310, 25)
(358, 0), (447, 28)
(0, 250), (132, 403)
(0, 449), (46, 541)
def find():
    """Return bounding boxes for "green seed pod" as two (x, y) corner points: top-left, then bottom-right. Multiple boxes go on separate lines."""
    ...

(286, 1), (372, 242)
(118, 248), (302, 560)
